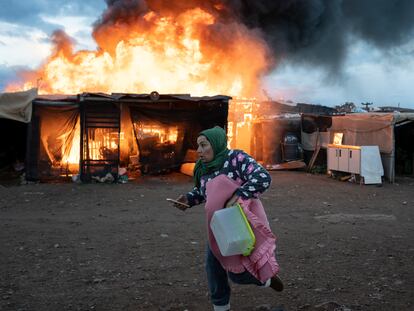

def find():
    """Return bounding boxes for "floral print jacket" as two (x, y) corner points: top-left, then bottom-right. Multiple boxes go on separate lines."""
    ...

(186, 149), (272, 207)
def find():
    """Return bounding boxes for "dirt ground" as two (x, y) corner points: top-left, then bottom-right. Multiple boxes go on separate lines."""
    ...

(1, 171), (413, 311)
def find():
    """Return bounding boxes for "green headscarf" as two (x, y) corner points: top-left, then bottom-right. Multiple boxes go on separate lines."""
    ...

(193, 126), (229, 187)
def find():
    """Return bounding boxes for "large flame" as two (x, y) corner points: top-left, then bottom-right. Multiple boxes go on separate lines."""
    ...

(7, 6), (272, 97)
(6, 3), (276, 173)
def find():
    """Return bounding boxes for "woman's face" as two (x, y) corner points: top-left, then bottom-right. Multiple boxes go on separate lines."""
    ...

(197, 135), (214, 163)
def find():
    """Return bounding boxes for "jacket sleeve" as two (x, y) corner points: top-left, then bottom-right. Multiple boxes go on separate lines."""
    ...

(186, 186), (205, 207)
(232, 151), (272, 200)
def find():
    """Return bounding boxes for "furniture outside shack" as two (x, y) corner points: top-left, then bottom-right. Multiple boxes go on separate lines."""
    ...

(327, 144), (384, 184)
(302, 112), (414, 182)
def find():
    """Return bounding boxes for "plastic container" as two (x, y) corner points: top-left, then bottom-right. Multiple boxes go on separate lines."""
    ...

(282, 132), (300, 161)
(210, 203), (256, 256)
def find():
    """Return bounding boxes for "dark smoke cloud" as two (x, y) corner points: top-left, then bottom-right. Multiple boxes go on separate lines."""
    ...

(94, 0), (217, 29)
(224, 0), (414, 72)
(93, 0), (414, 73)
(96, 0), (148, 26)
(222, 0), (346, 71)
(342, 0), (414, 48)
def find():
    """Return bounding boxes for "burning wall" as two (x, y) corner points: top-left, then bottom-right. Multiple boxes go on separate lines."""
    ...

(26, 93), (229, 181)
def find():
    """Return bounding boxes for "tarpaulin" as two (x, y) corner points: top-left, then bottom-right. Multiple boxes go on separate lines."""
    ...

(330, 113), (395, 153)
(0, 88), (37, 123)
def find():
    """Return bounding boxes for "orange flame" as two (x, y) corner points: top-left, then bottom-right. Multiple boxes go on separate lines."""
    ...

(60, 119), (80, 164)
(7, 4), (276, 169)
(7, 7), (272, 97)
(139, 124), (178, 144)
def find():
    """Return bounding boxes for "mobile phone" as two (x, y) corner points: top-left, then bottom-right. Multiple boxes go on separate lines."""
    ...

(166, 198), (190, 207)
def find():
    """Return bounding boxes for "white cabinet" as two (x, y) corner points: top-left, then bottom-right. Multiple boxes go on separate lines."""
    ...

(328, 145), (361, 174)
(348, 148), (361, 174)
(327, 144), (383, 184)
(327, 147), (338, 171)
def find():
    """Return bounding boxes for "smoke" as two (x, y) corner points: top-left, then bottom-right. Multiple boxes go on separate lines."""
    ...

(223, 0), (414, 72)
(343, 0), (414, 48)
(93, 0), (414, 74)
(50, 30), (75, 58)
(223, 0), (346, 72)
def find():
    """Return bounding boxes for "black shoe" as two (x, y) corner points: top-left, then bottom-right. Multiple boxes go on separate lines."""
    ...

(269, 275), (284, 292)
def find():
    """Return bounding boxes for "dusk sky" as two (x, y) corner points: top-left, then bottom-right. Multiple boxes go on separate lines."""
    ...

(1, 0), (413, 109)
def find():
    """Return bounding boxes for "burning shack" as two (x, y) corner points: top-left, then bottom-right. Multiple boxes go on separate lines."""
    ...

(1, 89), (229, 182)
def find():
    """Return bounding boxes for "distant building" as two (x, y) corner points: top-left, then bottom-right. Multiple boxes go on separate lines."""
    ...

(377, 106), (414, 113)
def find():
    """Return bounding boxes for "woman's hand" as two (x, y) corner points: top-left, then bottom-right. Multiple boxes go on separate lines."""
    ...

(173, 195), (190, 211)
(225, 193), (240, 208)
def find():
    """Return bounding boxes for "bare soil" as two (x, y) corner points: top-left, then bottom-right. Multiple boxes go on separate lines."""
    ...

(1, 171), (413, 311)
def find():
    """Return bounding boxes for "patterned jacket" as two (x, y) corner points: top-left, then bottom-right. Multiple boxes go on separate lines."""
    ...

(186, 149), (272, 207)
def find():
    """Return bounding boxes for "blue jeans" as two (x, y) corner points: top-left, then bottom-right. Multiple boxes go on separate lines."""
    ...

(206, 245), (264, 306)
